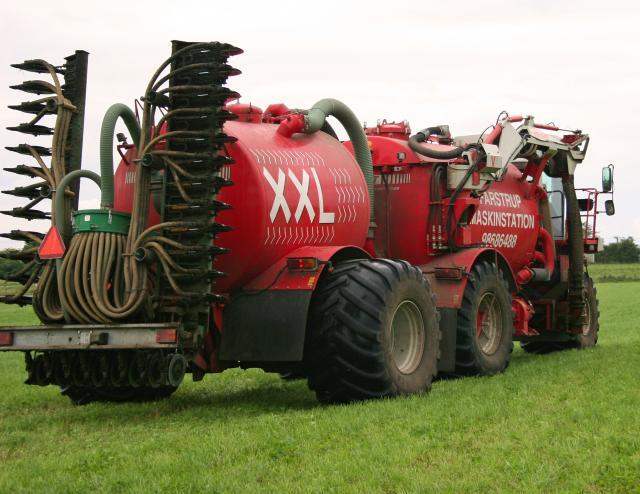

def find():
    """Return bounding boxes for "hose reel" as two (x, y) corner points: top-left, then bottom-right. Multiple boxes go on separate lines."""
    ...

(44, 41), (242, 330)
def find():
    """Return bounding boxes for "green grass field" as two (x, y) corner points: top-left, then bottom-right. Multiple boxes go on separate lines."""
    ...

(1, 280), (639, 493)
(588, 263), (640, 283)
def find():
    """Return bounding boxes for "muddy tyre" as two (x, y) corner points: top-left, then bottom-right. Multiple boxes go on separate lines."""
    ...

(521, 273), (599, 354)
(306, 259), (440, 404)
(455, 261), (513, 376)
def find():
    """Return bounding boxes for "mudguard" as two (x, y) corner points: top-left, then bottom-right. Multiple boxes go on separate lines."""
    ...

(423, 248), (517, 309)
(219, 245), (370, 362)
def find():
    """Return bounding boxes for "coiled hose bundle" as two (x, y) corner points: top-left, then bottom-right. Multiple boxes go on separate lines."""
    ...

(55, 42), (240, 323)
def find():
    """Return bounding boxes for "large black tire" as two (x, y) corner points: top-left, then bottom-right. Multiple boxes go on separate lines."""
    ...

(305, 259), (440, 404)
(455, 261), (513, 376)
(60, 385), (177, 406)
(521, 273), (599, 354)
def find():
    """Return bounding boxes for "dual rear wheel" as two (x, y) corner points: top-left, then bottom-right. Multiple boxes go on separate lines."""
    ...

(305, 258), (515, 403)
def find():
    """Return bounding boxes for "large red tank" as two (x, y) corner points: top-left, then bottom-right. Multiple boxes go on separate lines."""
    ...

(112, 119), (370, 293)
(214, 121), (369, 292)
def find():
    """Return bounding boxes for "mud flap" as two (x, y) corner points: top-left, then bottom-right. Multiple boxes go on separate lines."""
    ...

(220, 290), (311, 362)
(437, 308), (457, 373)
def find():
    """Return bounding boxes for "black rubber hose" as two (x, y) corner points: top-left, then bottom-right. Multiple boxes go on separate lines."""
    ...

(408, 126), (465, 160)
(562, 172), (585, 329)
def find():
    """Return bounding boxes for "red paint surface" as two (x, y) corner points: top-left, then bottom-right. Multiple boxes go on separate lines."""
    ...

(113, 146), (161, 225)
(109, 112), (570, 314)
(214, 121), (369, 292)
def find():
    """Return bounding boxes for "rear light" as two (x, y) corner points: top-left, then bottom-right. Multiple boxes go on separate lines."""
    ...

(156, 329), (177, 344)
(287, 257), (320, 271)
(434, 267), (464, 280)
(0, 332), (14, 346)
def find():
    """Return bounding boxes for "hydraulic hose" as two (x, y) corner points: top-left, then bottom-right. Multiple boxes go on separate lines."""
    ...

(56, 43), (240, 325)
(304, 99), (375, 232)
(408, 126), (465, 160)
(52, 170), (102, 322)
(99, 104), (141, 208)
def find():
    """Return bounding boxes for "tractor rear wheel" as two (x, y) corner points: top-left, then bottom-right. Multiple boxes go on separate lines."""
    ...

(521, 273), (599, 354)
(455, 261), (513, 376)
(305, 259), (440, 404)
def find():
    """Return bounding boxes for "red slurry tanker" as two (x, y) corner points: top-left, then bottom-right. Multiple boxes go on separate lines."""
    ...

(0, 42), (615, 404)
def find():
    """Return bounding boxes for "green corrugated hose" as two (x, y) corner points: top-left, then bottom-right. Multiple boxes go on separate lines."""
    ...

(304, 99), (375, 234)
(99, 103), (141, 208)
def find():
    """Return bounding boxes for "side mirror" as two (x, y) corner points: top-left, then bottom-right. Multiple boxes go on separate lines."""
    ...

(602, 165), (613, 193)
(605, 199), (615, 216)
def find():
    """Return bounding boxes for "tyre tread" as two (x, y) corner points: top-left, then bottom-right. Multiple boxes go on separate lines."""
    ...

(306, 259), (439, 404)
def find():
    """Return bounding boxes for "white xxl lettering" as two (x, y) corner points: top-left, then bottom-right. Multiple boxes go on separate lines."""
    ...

(263, 168), (291, 223)
(263, 167), (335, 224)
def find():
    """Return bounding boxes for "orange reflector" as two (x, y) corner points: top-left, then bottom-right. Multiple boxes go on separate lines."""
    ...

(0, 332), (13, 346)
(155, 329), (178, 344)
(38, 226), (65, 259)
(287, 257), (319, 271)
(434, 267), (464, 280)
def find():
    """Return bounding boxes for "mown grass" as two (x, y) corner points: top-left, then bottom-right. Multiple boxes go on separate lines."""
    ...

(0, 282), (639, 493)
(588, 263), (640, 283)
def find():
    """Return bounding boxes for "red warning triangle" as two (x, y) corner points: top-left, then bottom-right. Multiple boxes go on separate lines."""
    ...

(38, 226), (66, 260)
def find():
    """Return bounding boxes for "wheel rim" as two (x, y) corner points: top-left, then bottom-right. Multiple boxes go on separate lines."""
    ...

(581, 289), (592, 336)
(476, 292), (502, 355)
(390, 300), (425, 374)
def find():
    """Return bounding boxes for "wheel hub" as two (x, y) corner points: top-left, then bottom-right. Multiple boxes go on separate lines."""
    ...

(390, 300), (425, 374)
(581, 289), (592, 336)
(476, 292), (502, 355)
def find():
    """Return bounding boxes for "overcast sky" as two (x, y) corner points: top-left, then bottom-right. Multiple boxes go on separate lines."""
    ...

(1, 0), (638, 249)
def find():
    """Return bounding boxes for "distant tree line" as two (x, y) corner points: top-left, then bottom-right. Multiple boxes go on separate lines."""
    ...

(595, 237), (640, 264)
